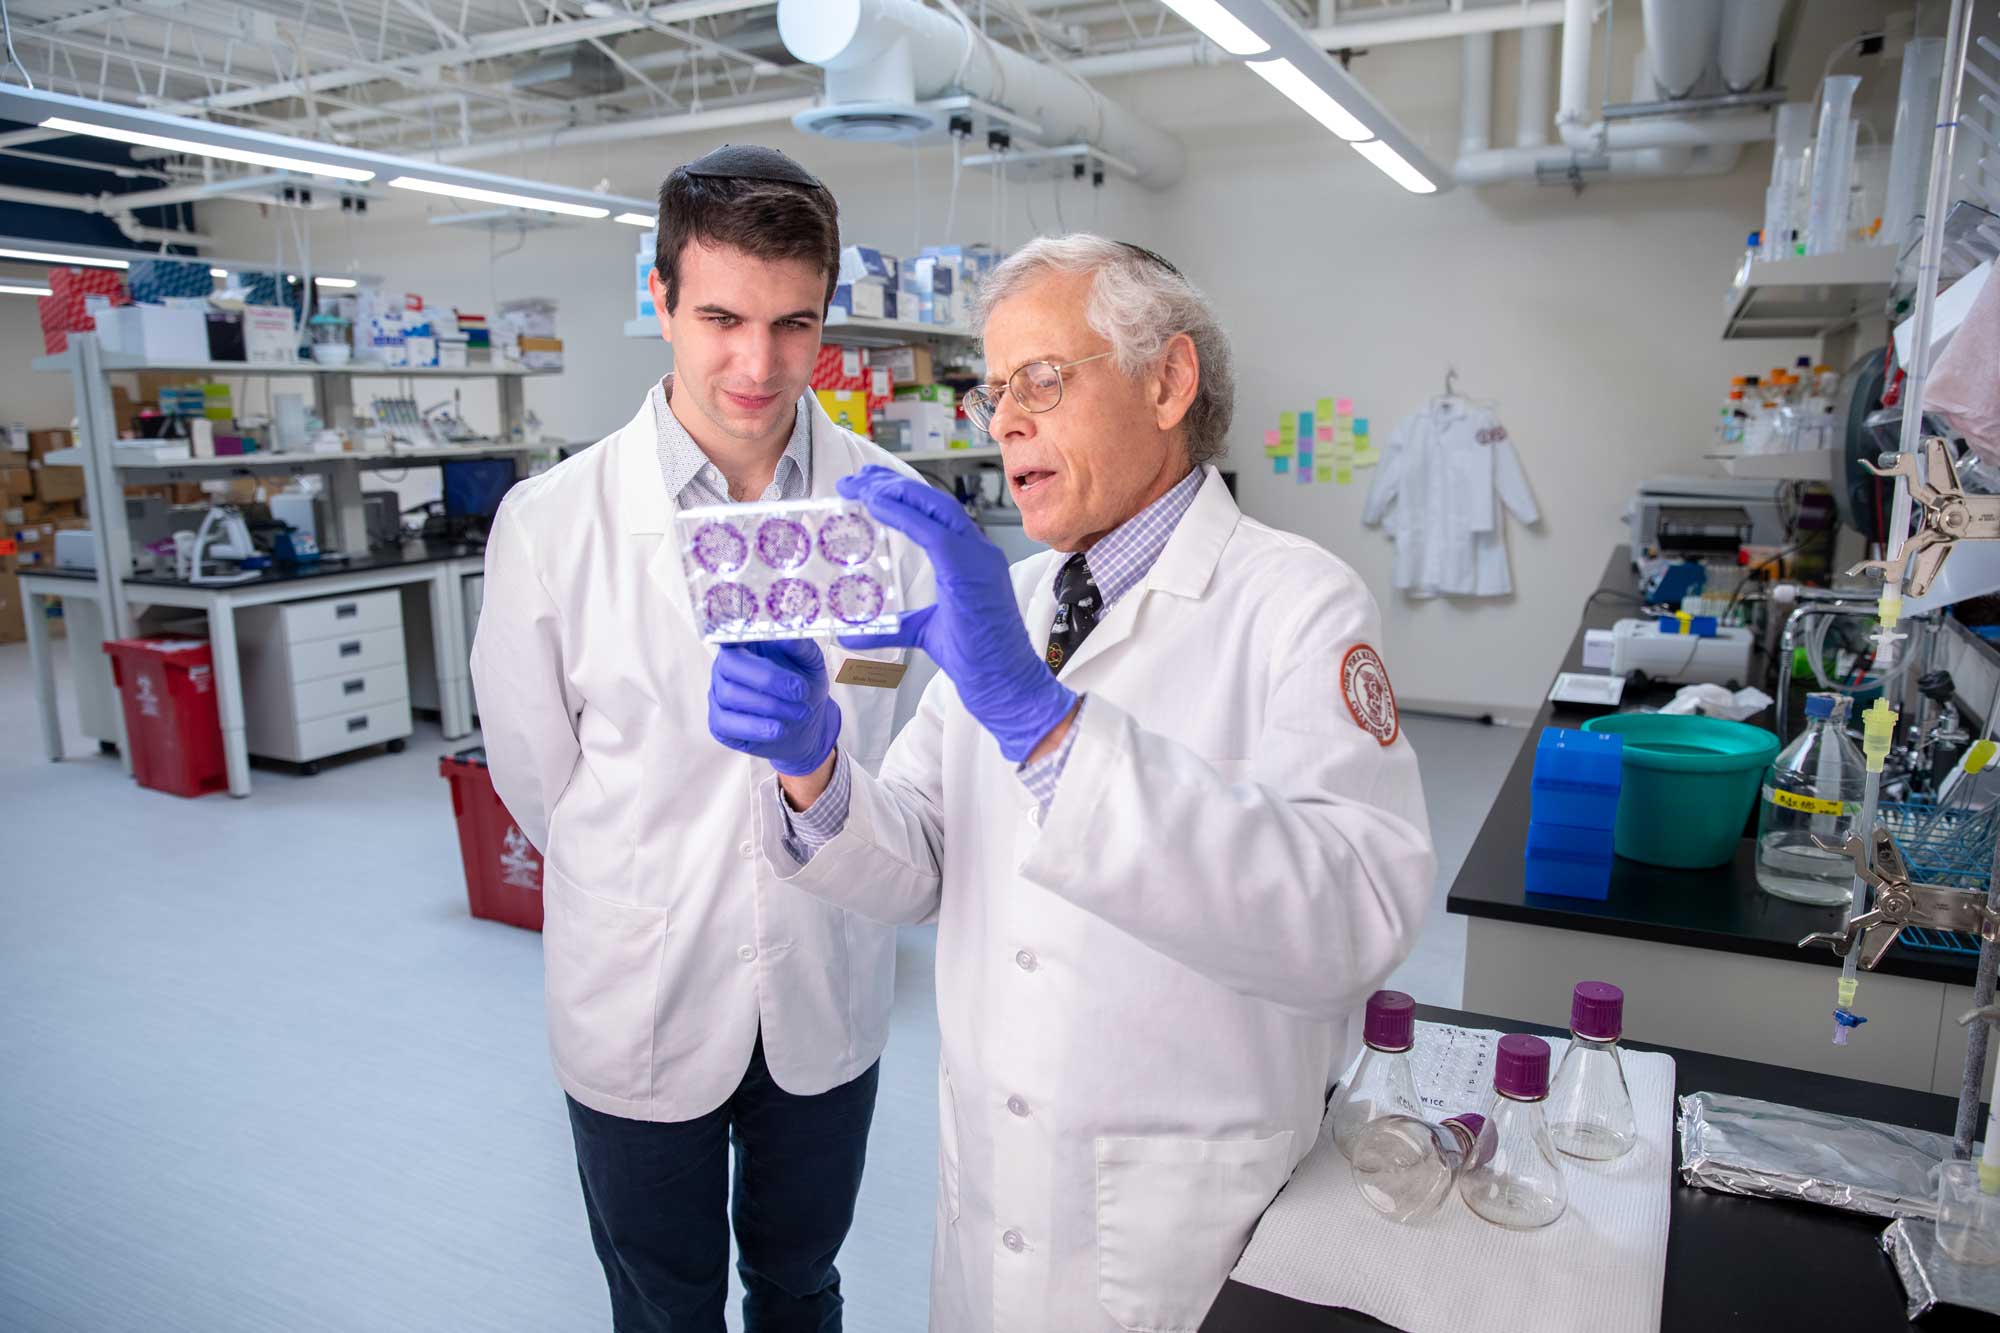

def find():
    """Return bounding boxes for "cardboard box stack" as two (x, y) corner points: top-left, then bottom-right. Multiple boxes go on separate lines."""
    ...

(0, 428), (86, 642)
(497, 298), (561, 370)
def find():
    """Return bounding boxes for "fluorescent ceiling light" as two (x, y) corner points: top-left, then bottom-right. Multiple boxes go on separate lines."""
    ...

(0, 246), (128, 269)
(40, 115), (375, 182)
(1246, 57), (1372, 141)
(209, 267), (228, 277)
(1159, 0), (1270, 56)
(387, 176), (610, 219)
(314, 276), (358, 288)
(614, 212), (655, 227)
(1352, 138), (1438, 194)
(0, 283), (54, 297)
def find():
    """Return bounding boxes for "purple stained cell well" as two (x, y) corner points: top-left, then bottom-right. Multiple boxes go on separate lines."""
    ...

(755, 516), (811, 570)
(816, 511), (878, 567)
(703, 582), (758, 631)
(828, 573), (886, 626)
(690, 520), (748, 575)
(765, 577), (821, 628)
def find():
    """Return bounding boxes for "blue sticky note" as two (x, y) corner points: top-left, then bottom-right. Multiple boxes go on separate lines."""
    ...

(1274, 455), (1289, 474)
(1297, 450), (1313, 468)
(1298, 411), (1314, 437)
(1353, 417), (1370, 434)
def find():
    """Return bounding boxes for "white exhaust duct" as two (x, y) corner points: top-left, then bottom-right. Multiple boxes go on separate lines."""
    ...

(777, 0), (1185, 189)
(1556, 0), (1776, 155)
(1718, 0), (1788, 93)
(1644, 0), (1722, 99)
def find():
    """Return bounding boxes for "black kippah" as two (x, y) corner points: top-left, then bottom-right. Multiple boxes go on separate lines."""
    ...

(681, 143), (823, 188)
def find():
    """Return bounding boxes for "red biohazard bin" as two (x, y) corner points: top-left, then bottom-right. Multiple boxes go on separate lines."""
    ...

(440, 747), (544, 931)
(102, 637), (228, 798)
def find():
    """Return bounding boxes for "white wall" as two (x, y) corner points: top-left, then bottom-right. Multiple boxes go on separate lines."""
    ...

(1, 270), (88, 430)
(6, 0), (1907, 709)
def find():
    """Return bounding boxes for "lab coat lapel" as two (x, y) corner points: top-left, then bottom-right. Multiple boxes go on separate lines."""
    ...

(614, 396), (699, 638)
(1056, 466), (1237, 680)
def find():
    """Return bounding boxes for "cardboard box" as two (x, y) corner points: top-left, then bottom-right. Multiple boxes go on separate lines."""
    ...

(831, 279), (893, 321)
(0, 557), (25, 645)
(5, 425), (26, 454)
(814, 390), (871, 437)
(95, 303), (211, 362)
(871, 345), (933, 384)
(33, 465), (86, 504)
(27, 430), (71, 459)
(839, 245), (898, 284)
(882, 399), (962, 453)
(0, 465), (32, 496)
(894, 382), (956, 405)
(241, 305), (298, 363)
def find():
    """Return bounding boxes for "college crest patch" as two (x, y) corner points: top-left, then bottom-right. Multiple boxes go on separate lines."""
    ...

(1341, 644), (1400, 746)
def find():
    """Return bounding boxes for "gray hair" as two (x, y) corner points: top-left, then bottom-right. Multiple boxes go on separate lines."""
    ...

(972, 233), (1235, 467)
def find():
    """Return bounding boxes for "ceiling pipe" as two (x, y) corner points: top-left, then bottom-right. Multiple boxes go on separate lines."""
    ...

(417, 96), (817, 165)
(1718, 0), (1787, 93)
(1644, 0), (1722, 99)
(1517, 22), (1554, 148)
(1557, 0), (1776, 155)
(1460, 31), (1495, 158)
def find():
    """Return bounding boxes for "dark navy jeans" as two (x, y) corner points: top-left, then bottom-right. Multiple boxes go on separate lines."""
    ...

(565, 1036), (880, 1332)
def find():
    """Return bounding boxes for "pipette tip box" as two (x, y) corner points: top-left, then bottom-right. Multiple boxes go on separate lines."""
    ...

(1524, 821), (1617, 900)
(1530, 727), (1624, 830)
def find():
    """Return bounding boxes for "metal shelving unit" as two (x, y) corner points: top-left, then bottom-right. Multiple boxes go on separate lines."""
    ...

(1720, 247), (1897, 348)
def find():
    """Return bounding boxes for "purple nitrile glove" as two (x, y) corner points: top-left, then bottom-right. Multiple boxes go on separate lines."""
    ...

(835, 465), (1077, 763)
(707, 638), (842, 777)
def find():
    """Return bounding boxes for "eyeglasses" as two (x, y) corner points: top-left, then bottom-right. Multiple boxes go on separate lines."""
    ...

(962, 351), (1112, 431)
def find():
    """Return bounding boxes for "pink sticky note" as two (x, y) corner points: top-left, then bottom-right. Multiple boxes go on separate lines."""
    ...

(1264, 429), (1280, 447)
(1336, 397), (1355, 415)
(1316, 427), (1334, 443)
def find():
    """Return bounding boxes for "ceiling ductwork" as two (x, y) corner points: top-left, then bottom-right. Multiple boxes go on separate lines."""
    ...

(511, 44), (628, 101)
(776, 0), (1186, 189)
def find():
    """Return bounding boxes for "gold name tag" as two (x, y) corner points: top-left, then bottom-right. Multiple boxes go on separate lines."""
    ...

(835, 657), (908, 690)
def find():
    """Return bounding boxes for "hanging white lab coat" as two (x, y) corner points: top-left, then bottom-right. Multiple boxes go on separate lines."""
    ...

(1361, 399), (1538, 597)
(756, 468), (1436, 1333)
(470, 392), (930, 1122)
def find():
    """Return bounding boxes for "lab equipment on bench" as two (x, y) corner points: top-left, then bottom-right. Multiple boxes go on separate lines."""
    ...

(1756, 693), (1867, 907)
(677, 495), (907, 644)
(1581, 713), (1780, 870)
(1347, 1111), (1486, 1224)
(1606, 616), (1753, 685)
(1459, 1034), (1568, 1230)
(1327, 990), (1425, 1161)
(1546, 982), (1636, 1162)
(370, 394), (426, 445)
(181, 506), (266, 585)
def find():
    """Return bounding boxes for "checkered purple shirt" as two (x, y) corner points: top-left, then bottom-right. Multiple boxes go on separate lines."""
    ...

(783, 467), (1207, 861)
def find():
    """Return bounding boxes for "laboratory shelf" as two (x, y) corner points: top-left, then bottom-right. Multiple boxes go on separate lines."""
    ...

(44, 440), (572, 475)
(896, 445), (1001, 463)
(822, 314), (978, 347)
(1704, 447), (1841, 481)
(32, 350), (553, 378)
(1720, 247), (1896, 341)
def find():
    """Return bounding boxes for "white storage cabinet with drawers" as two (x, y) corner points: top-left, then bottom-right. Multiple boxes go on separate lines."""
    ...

(236, 590), (414, 773)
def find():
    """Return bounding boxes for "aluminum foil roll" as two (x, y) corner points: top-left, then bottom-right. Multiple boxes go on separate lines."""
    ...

(1677, 1091), (1948, 1221)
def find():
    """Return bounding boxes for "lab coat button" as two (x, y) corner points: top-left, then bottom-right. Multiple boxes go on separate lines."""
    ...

(738, 841), (754, 859)
(1002, 1229), (1025, 1253)
(738, 945), (757, 962)
(1026, 806), (1043, 828)
(1007, 1095), (1029, 1117)
(1014, 949), (1037, 973)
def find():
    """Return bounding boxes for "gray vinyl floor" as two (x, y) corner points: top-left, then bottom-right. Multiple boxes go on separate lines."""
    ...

(0, 639), (1521, 1333)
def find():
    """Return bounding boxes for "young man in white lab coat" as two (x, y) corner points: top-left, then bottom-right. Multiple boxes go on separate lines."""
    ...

(707, 235), (1437, 1332)
(470, 145), (926, 1333)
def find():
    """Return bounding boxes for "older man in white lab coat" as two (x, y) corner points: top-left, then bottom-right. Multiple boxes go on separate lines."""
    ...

(706, 234), (1435, 1332)
(472, 145), (927, 1333)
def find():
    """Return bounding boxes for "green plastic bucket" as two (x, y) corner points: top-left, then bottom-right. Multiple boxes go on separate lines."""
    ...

(1580, 713), (1781, 869)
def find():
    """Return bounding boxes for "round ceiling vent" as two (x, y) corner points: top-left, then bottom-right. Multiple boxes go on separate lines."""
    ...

(793, 101), (942, 144)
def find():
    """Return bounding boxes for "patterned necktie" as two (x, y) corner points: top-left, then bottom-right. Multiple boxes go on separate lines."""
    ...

(1045, 552), (1100, 675)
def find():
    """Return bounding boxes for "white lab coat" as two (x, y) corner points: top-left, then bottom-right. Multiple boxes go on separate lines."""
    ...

(757, 468), (1435, 1333)
(471, 391), (929, 1122)
(1361, 399), (1538, 597)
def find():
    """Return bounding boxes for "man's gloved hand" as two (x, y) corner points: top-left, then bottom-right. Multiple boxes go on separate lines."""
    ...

(707, 639), (842, 776)
(837, 465), (1076, 763)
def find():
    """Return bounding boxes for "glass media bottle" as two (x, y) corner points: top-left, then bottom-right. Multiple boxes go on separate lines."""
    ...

(1459, 1033), (1568, 1229)
(1329, 990), (1424, 1160)
(1547, 981), (1638, 1161)
(1349, 1112), (1486, 1223)
(1756, 692), (1865, 907)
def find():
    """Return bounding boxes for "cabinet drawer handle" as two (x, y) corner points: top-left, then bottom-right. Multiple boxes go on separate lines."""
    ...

(338, 640), (362, 657)
(346, 715), (369, 733)
(335, 602), (359, 619)
(343, 678), (365, 695)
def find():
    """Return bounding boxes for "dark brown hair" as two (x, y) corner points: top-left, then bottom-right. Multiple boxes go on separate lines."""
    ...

(654, 167), (841, 314)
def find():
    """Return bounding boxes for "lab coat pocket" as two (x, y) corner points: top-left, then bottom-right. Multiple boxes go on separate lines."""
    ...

(937, 1061), (963, 1225)
(1094, 1130), (1297, 1333)
(542, 866), (668, 1107)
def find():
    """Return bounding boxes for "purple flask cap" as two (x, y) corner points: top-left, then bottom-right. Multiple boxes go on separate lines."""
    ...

(1493, 1033), (1551, 1100)
(1362, 990), (1416, 1052)
(1570, 981), (1625, 1042)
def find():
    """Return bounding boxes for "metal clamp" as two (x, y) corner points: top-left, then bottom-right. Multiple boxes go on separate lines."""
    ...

(1849, 438), (2000, 597)
(1797, 826), (2000, 968)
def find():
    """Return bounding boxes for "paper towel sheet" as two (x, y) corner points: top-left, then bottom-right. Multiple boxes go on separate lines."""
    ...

(1231, 1022), (1675, 1333)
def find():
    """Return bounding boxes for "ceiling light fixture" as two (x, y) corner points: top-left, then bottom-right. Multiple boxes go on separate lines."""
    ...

(1158, 0), (1271, 55)
(1351, 138), (1437, 194)
(0, 283), (55, 297)
(209, 267), (229, 278)
(40, 116), (375, 182)
(614, 212), (656, 227)
(387, 176), (611, 219)
(314, 276), (358, 288)
(0, 246), (129, 269)
(1245, 57), (1372, 141)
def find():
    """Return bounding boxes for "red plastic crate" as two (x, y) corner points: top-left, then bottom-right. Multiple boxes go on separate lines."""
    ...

(440, 747), (544, 931)
(102, 637), (227, 798)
